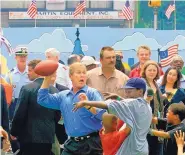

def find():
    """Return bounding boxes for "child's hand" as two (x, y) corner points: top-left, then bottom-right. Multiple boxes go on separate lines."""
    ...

(162, 93), (167, 98)
(174, 130), (185, 147)
(77, 93), (96, 114)
(2, 139), (11, 152)
(103, 92), (122, 100)
(78, 93), (88, 101)
(0, 126), (9, 140)
(145, 96), (153, 102)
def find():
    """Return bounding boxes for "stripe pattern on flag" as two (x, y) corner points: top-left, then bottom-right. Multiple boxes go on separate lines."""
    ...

(74, 0), (86, 17)
(160, 44), (178, 67)
(0, 35), (14, 55)
(27, 0), (38, 19)
(122, 0), (133, 20)
(165, 2), (175, 19)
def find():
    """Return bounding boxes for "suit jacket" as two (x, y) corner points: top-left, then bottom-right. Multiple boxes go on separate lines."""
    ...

(1, 84), (9, 132)
(10, 78), (59, 144)
(55, 83), (69, 144)
(56, 83), (69, 92)
(54, 83), (69, 122)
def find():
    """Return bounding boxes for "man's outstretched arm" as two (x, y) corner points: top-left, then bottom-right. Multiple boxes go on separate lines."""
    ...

(38, 75), (61, 110)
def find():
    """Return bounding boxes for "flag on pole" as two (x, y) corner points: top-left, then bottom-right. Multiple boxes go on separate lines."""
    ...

(122, 0), (133, 20)
(27, 0), (38, 19)
(0, 35), (14, 55)
(73, 0), (86, 17)
(159, 44), (178, 67)
(165, 1), (175, 19)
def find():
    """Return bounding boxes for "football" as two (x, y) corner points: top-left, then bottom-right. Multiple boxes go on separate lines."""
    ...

(34, 60), (58, 76)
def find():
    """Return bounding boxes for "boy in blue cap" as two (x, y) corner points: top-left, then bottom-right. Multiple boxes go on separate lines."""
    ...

(73, 78), (152, 155)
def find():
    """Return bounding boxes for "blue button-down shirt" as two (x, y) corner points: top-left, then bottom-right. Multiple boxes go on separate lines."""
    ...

(38, 85), (105, 137)
(5, 66), (30, 98)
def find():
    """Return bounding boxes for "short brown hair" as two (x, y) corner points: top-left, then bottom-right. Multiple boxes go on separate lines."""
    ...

(28, 60), (41, 69)
(137, 46), (151, 54)
(100, 46), (114, 59)
(169, 103), (185, 121)
(102, 113), (118, 128)
(69, 62), (86, 75)
(141, 60), (160, 81)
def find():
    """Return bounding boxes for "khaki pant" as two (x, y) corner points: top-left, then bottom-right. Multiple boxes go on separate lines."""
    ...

(1, 150), (12, 155)
(52, 135), (60, 155)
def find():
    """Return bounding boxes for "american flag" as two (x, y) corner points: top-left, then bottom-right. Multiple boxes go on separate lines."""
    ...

(0, 35), (14, 55)
(159, 44), (178, 67)
(73, 0), (86, 17)
(165, 1), (175, 19)
(27, 0), (38, 19)
(122, 0), (133, 20)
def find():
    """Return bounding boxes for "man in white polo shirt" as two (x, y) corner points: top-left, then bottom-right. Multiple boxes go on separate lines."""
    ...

(45, 48), (72, 89)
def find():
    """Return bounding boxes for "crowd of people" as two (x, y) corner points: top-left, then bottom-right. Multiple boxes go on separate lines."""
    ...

(1, 45), (185, 155)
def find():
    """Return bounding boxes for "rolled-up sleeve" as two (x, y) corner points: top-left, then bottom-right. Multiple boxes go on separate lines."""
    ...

(106, 100), (134, 129)
(37, 88), (61, 110)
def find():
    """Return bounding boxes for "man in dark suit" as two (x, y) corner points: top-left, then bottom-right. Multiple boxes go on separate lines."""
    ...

(10, 60), (59, 155)
(50, 74), (68, 154)
(1, 66), (10, 133)
(1, 85), (11, 153)
(55, 83), (68, 145)
(1, 85), (9, 134)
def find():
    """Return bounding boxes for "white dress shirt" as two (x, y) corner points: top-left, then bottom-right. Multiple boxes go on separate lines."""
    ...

(56, 63), (72, 89)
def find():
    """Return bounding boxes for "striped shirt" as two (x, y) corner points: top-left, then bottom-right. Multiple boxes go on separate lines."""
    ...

(106, 98), (152, 155)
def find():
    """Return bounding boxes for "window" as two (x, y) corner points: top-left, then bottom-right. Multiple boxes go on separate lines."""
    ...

(46, 0), (65, 10)
(46, 0), (65, 3)
(1, 1), (24, 8)
(66, 1), (89, 9)
(90, 1), (112, 9)
(66, 1), (112, 9)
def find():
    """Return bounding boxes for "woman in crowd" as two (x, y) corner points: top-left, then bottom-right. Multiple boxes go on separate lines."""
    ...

(160, 67), (185, 116)
(141, 60), (164, 155)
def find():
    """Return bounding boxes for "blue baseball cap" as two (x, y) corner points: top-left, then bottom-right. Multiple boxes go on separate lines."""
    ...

(123, 78), (146, 92)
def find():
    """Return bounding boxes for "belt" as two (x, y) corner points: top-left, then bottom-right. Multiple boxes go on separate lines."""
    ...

(71, 132), (99, 142)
